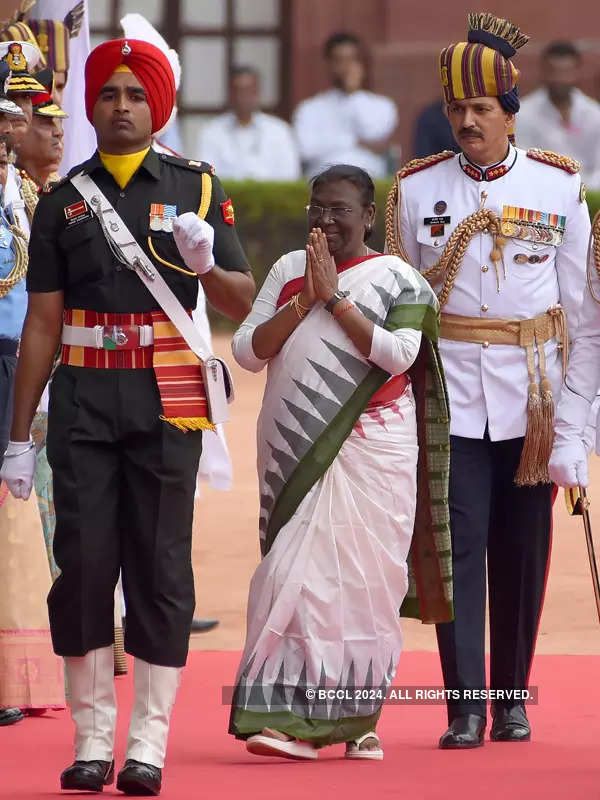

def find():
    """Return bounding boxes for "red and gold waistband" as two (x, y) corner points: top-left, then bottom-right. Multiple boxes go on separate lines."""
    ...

(61, 309), (155, 369)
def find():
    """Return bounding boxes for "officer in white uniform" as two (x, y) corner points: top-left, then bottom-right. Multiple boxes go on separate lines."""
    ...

(387, 13), (591, 749)
(0, 39), (47, 237)
(549, 213), (600, 486)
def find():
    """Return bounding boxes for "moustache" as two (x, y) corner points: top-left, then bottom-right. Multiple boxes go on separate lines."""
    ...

(459, 128), (483, 138)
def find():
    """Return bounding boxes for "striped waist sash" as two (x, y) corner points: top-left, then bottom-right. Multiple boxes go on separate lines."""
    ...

(61, 308), (215, 431)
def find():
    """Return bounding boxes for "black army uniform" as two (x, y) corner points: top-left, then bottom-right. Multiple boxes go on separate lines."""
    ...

(26, 147), (249, 791)
(28, 148), (248, 665)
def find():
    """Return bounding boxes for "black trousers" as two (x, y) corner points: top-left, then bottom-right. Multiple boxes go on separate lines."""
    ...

(436, 433), (553, 722)
(46, 365), (203, 667)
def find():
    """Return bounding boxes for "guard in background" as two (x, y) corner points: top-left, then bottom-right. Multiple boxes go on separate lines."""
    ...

(1, 39), (253, 795)
(386, 13), (590, 748)
(0, 36), (46, 238)
(0, 62), (26, 466)
(28, 2), (85, 105)
(0, 81), (28, 728)
(549, 214), (600, 486)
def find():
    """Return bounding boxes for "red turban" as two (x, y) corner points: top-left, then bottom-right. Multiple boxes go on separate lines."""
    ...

(85, 38), (175, 134)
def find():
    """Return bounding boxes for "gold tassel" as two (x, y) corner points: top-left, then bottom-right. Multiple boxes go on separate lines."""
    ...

(515, 383), (544, 486)
(539, 376), (555, 476)
(160, 415), (216, 432)
(113, 626), (127, 676)
(514, 378), (554, 486)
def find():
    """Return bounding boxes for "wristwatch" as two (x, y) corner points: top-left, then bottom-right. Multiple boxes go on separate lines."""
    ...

(325, 290), (350, 313)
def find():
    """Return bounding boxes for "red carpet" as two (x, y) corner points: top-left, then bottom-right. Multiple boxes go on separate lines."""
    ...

(3, 650), (599, 799)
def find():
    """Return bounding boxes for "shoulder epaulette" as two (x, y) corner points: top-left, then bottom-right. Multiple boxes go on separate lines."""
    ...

(158, 153), (215, 175)
(396, 150), (456, 180)
(526, 148), (580, 175)
(385, 152), (455, 264)
(42, 174), (69, 193)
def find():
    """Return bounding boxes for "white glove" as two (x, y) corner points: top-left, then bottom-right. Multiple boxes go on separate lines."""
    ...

(0, 439), (36, 499)
(172, 212), (215, 275)
(548, 431), (589, 488)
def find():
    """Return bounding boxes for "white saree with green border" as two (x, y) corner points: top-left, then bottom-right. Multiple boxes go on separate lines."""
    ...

(229, 251), (452, 746)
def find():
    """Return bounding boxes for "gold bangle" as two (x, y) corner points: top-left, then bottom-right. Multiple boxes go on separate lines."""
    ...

(290, 293), (307, 319)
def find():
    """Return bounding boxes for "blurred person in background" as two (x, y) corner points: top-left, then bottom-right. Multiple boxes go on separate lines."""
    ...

(518, 41), (600, 187)
(29, 1), (85, 106)
(198, 66), (300, 181)
(293, 33), (398, 178)
(0, 121), (66, 723)
(412, 99), (460, 159)
(28, 0), (96, 174)
(0, 37), (46, 236)
(14, 84), (68, 589)
(16, 85), (66, 195)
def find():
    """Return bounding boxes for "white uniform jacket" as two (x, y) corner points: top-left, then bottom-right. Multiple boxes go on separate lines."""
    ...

(398, 143), (591, 441)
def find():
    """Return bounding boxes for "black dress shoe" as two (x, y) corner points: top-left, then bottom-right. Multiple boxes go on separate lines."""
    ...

(439, 714), (486, 749)
(60, 759), (114, 791)
(490, 703), (530, 742)
(116, 759), (162, 796)
(0, 707), (24, 726)
(190, 618), (219, 633)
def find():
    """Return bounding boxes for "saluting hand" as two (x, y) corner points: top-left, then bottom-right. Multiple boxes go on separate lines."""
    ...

(308, 228), (338, 303)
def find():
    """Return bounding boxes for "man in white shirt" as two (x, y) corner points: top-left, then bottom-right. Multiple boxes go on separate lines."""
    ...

(517, 41), (600, 188)
(293, 32), (398, 178)
(387, 12), (590, 750)
(197, 66), (300, 181)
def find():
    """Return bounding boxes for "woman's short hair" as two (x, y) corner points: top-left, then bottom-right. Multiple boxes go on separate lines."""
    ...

(311, 164), (375, 206)
(310, 164), (375, 240)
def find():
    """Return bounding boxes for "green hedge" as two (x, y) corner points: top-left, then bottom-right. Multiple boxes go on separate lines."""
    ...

(587, 189), (600, 219)
(221, 180), (393, 292)
(211, 180), (600, 327)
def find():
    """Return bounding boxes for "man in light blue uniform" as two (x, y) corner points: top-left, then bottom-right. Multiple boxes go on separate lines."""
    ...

(0, 137), (26, 469)
(0, 57), (27, 469)
(0, 62), (29, 727)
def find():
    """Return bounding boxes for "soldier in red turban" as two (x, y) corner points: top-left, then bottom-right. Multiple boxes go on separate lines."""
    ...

(84, 38), (176, 135)
(1, 37), (254, 796)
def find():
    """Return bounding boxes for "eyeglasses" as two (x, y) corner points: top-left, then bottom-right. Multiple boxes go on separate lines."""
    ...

(305, 204), (355, 220)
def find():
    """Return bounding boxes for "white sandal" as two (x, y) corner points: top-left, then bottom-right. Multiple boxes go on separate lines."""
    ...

(345, 731), (384, 760)
(246, 731), (318, 761)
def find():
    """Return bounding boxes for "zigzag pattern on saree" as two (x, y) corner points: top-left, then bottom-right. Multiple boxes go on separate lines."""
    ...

(234, 654), (396, 721)
(258, 273), (408, 540)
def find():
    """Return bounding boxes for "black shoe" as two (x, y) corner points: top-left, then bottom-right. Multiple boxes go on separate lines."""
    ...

(60, 759), (115, 792)
(190, 618), (219, 633)
(439, 714), (486, 749)
(116, 759), (162, 796)
(0, 707), (24, 726)
(490, 703), (530, 742)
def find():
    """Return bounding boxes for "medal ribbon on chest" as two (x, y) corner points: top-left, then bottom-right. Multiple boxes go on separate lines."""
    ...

(149, 203), (178, 233)
(501, 205), (566, 246)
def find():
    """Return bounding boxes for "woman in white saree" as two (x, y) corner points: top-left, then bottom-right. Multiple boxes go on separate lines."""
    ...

(229, 165), (451, 760)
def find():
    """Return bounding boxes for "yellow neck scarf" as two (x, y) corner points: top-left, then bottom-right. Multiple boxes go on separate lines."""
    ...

(99, 147), (150, 190)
